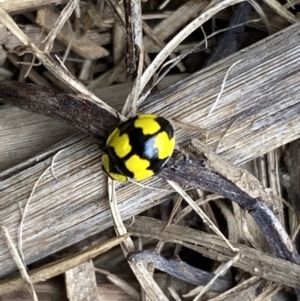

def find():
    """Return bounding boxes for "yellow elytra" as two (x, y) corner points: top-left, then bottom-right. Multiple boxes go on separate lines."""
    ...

(102, 114), (175, 182)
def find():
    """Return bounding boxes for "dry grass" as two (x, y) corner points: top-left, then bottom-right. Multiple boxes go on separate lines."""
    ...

(1, 0), (300, 301)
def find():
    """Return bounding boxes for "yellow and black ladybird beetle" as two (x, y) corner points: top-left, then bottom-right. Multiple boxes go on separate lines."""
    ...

(102, 114), (175, 182)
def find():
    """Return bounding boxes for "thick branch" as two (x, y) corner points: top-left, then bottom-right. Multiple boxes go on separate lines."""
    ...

(128, 250), (234, 292)
(0, 81), (118, 143)
(161, 149), (300, 264)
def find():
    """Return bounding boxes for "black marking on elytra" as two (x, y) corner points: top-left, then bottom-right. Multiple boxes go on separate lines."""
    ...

(148, 156), (169, 173)
(107, 152), (134, 178)
(117, 116), (139, 136)
(105, 116), (174, 178)
(155, 117), (174, 139)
